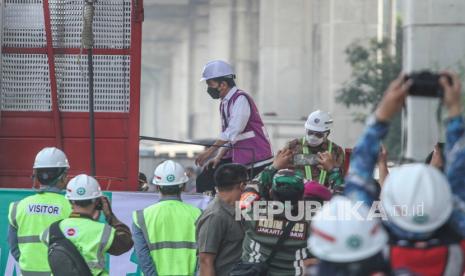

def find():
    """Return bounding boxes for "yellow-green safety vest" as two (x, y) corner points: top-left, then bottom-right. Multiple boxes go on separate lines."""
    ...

(133, 199), (202, 276)
(41, 217), (115, 276)
(8, 192), (72, 276)
(301, 137), (333, 184)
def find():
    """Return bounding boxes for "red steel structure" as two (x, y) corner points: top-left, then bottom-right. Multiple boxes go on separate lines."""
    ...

(0, 0), (144, 190)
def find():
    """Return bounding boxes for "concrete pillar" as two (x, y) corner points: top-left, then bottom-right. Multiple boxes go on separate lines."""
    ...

(258, 0), (381, 150)
(231, 0), (260, 96)
(258, 0), (312, 119)
(403, 0), (465, 160)
(170, 31), (190, 140)
(188, 1), (218, 140)
(315, 0), (380, 148)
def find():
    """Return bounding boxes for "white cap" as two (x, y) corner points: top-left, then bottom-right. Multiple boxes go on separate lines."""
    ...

(33, 147), (70, 169)
(381, 164), (452, 233)
(152, 160), (189, 186)
(200, 60), (235, 81)
(305, 110), (333, 132)
(65, 174), (102, 200)
(308, 196), (388, 262)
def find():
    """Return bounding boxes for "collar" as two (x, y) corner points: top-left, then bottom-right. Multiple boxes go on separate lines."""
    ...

(222, 86), (238, 102)
(70, 212), (95, 220)
(159, 195), (182, 202)
(37, 186), (64, 194)
(215, 196), (236, 217)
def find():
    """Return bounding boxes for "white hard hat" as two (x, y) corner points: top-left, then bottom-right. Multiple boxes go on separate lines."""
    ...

(152, 160), (189, 186)
(381, 164), (452, 233)
(308, 196), (388, 263)
(305, 110), (333, 132)
(200, 60), (235, 81)
(65, 174), (102, 200)
(33, 147), (70, 169)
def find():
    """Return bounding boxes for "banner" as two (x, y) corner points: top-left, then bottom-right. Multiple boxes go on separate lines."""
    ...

(0, 189), (212, 275)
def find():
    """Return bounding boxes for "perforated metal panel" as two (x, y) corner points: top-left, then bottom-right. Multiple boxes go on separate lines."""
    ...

(1, 54), (52, 111)
(2, 0), (46, 48)
(55, 55), (130, 112)
(1, 0), (132, 113)
(49, 0), (131, 49)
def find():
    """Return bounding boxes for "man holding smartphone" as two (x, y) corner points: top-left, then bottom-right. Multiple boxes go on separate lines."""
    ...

(41, 174), (133, 275)
(285, 110), (345, 189)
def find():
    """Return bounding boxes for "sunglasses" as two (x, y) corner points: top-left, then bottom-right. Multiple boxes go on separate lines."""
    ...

(306, 130), (327, 138)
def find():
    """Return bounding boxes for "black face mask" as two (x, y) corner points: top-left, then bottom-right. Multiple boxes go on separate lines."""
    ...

(207, 86), (221, 99)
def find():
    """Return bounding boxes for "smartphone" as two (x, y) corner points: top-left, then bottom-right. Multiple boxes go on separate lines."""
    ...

(293, 154), (319, 166)
(405, 71), (452, 98)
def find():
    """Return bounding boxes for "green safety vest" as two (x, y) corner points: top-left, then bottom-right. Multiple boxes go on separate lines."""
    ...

(301, 137), (333, 184)
(41, 216), (115, 276)
(8, 192), (72, 276)
(133, 199), (202, 276)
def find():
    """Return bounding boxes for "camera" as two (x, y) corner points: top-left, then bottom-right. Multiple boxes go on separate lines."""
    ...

(405, 71), (453, 98)
(293, 154), (319, 166)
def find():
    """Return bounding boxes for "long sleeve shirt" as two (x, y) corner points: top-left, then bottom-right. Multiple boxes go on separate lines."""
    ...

(344, 115), (465, 236)
(219, 87), (251, 143)
(132, 223), (157, 276)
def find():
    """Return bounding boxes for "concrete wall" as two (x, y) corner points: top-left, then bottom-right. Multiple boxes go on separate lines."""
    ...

(403, 0), (465, 160)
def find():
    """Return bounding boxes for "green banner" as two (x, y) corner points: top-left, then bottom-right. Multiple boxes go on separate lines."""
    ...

(0, 189), (112, 276)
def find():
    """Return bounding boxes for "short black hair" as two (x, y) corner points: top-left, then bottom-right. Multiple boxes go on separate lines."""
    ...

(36, 167), (67, 186)
(159, 185), (183, 195)
(71, 199), (94, 207)
(214, 163), (248, 191)
(210, 76), (236, 88)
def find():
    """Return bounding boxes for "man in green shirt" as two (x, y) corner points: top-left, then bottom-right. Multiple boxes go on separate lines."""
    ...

(196, 163), (248, 276)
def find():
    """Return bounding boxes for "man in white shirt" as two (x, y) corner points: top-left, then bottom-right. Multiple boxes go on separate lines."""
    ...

(195, 60), (273, 193)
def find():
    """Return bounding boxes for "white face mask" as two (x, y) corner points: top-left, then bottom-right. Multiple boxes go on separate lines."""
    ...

(306, 134), (324, 147)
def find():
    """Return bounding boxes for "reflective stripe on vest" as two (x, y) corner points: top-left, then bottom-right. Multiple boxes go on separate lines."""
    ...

(83, 224), (113, 270)
(95, 224), (113, 269)
(21, 271), (52, 276)
(301, 138), (333, 183)
(18, 235), (41, 243)
(149, 241), (197, 251)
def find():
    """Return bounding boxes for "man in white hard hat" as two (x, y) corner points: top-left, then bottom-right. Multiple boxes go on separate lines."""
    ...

(308, 196), (390, 275)
(132, 160), (202, 276)
(285, 110), (345, 189)
(344, 72), (465, 275)
(40, 174), (133, 276)
(195, 60), (273, 193)
(7, 147), (73, 275)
